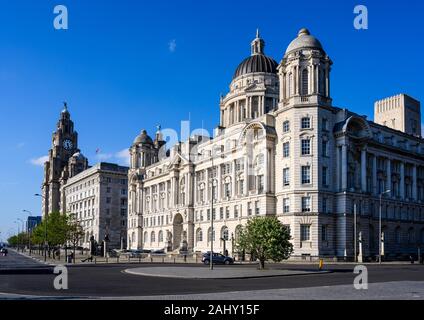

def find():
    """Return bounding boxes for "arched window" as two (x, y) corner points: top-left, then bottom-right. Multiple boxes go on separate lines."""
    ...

(196, 228), (203, 243)
(288, 73), (293, 97)
(143, 231), (148, 244)
(151, 231), (156, 243)
(132, 232), (135, 245)
(301, 68), (309, 96)
(158, 230), (163, 243)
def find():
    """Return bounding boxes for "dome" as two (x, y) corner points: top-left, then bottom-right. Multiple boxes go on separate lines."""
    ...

(285, 28), (323, 55)
(133, 130), (153, 145)
(233, 54), (278, 79)
(233, 30), (278, 79)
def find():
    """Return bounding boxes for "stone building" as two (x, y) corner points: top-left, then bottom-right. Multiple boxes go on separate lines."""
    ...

(41, 106), (128, 250)
(127, 29), (424, 261)
(61, 163), (129, 249)
(41, 104), (88, 217)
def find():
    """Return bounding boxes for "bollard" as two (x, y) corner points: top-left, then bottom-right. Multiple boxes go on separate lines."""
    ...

(162, 257), (164, 264)
(319, 259), (324, 271)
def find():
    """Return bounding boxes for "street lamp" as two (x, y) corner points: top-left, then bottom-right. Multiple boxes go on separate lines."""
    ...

(379, 190), (391, 265)
(14, 221), (20, 250)
(17, 218), (25, 252)
(35, 194), (48, 262)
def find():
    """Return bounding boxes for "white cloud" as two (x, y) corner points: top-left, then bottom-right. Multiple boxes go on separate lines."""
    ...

(168, 39), (177, 53)
(115, 149), (130, 166)
(30, 155), (49, 166)
(95, 153), (113, 161)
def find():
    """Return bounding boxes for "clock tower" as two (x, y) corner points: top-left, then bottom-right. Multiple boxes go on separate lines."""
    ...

(41, 103), (87, 217)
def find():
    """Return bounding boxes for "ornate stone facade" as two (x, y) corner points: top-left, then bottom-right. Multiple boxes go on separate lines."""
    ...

(127, 29), (424, 261)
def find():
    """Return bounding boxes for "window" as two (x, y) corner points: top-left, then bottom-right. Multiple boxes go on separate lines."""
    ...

(121, 189), (127, 195)
(283, 198), (290, 213)
(159, 231), (163, 242)
(283, 121), (290, 133)
(301, 166), (311, 184)
(207, 209), (211, 221)
(258, 175), (264, 194)
(255, 201), (260, 215)
(321, 225), (328, 241)
(301, 225), (311, 241)
(301, 139), (311, 155)
(322, 140), (328, 157)
(151, 231), (156, 243)
(248, 202), (252, 216)
(107, 187), (111, 193)
(301, 117), (311, 129)
(322, 118), (328, 131)
(220, 208), (224, 220)
(106, 197), (111, 204)
(283, 142), (290, 158)
(196, 229), (203, 242)
(322, 166), (328, 187)
(221, 227), (229, 241)
(302, 197), (311, 212)
(283, 168), (290, 186)
(208, 228), (215, 242)
(226, 207), (230, 219)
(234, 205), (239, 218)
(301, 68), (308, 96)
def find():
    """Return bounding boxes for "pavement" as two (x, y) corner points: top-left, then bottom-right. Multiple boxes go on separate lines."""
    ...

(124, 266), (329, 279)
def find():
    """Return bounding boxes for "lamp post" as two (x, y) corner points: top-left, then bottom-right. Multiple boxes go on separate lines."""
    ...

(35, 194), (48, 262)
(353, 202), (357, 263)
(23, 210), (33, 255)
(379, 190), (391, 265)
(14, 221), (20, 250)
(17, 218), (25, 252)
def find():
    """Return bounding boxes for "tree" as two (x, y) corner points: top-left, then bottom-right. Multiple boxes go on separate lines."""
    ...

(67, 213), (85, 262)
(31, 212), (68, 249)
(236, 217), (293, 269)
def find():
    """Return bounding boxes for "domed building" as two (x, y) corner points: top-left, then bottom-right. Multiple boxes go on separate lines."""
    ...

(127, 29), (424, 261)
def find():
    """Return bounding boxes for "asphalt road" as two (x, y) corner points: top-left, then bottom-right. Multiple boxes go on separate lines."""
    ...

(1, 250), (424, 298)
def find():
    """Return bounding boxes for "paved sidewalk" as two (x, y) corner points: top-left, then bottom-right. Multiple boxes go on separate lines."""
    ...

(124, 266), (329, 279)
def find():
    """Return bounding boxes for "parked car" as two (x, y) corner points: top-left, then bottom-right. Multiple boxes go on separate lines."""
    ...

(151, 249), (165, 254)
(0, 248), (8, 256)
(202, 252), (234, 265)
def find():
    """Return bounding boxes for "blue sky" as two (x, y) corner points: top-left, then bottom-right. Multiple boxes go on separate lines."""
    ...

(1, 0), (423, 241)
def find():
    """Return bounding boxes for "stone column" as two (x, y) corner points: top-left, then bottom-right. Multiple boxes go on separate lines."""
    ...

(412, 165), (417, 201)
(373, 155), (378, 195)
(232, 160), (237, 198)
(264, 147), (269, 193)
(341, 144), (348, 191)
(400, 162), (405, 199)
(386, 159), (391, 196)
(361, 148), (367, 193)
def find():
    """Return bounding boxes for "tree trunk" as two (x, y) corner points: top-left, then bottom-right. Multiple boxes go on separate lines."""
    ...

(259, 259), (265, 270)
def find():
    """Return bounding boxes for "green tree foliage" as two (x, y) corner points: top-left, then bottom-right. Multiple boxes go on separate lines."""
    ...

(31, 212), (73, 247)
(236, 217), (293, 269)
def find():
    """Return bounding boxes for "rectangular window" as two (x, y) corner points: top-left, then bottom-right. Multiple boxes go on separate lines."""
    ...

(258, 175), (264, 194)
(321, 225), (328, 241)
(283, 121), (290, 133)
(234, 205), (239, 218)
(322, 166), (328, 187)
(106, 197), (111, 204)
(248, 202), (252, 216)
(322, 197), (327, 213)
(283, 198), (290, 213)
(322, 140), (328, 157)
(207, 209), (211, 221)
(220, 208), (224, 220)
(226, 207), (230, 219)
(283, 142), (290, 158)
(301, 166), (311, 184)
(302, 197), (311, 212)
(283, 168), (290, 186)
(301, 117), (311, 129)
(255, 201), (260, 215)
(301, 224), (311, 241)
(121, 189), (127, 195)
(322, 118), (328, 131)
(301, 139), (311, 155)
(107, 187), (111, 193)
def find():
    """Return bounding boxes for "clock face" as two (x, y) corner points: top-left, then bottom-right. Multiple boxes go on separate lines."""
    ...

(63, 139), (73, 150)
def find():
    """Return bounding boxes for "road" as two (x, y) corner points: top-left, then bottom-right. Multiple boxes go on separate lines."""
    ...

(1, 250), (423, 299)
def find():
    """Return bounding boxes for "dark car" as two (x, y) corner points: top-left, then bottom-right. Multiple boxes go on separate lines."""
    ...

(202, 252), (234, 265)
(0, 248), (8, 256)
